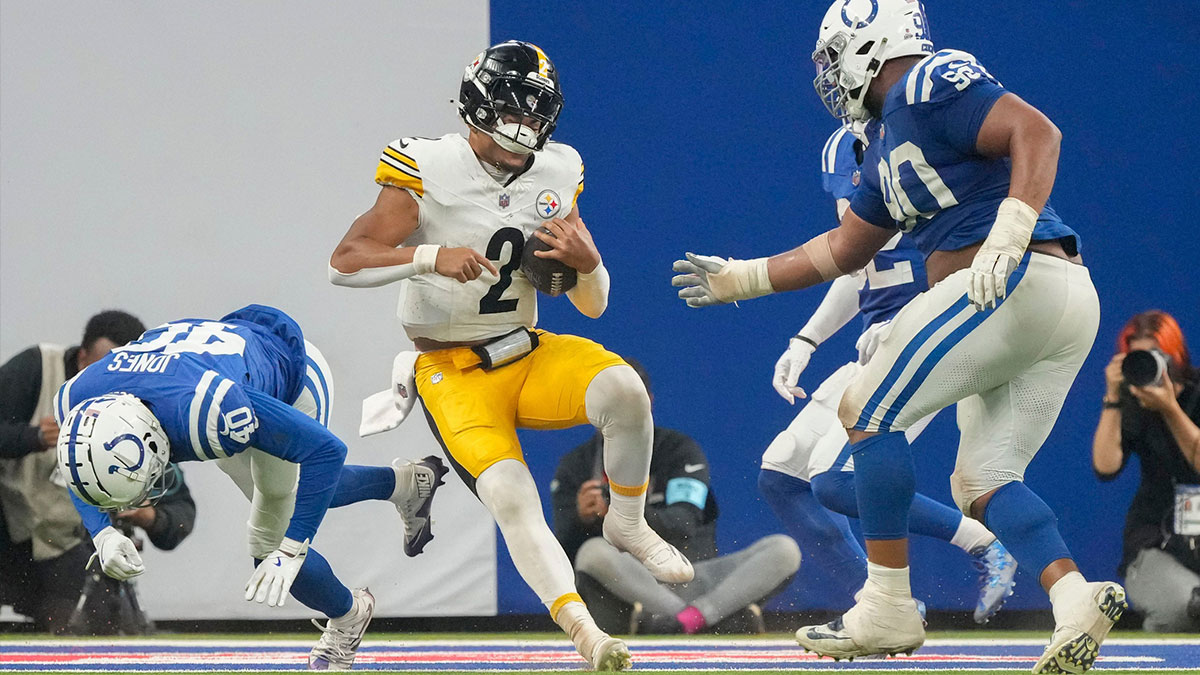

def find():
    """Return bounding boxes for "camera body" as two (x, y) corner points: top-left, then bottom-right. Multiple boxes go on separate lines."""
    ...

(1122, 348), (1170, 387)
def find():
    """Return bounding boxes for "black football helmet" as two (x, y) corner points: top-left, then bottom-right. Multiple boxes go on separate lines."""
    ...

(459, 40), (563, 154)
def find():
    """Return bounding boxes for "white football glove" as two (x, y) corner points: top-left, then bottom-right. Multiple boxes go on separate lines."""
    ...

(671, 253), (773, 307)
(772, 338), (816, 404)
(91, 526), (145, 580)
(245, 537), (309, 608)
(966, 198), (1038, 311)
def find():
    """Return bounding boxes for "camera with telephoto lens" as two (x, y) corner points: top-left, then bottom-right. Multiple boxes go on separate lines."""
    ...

(1122, 348), (1170, 387)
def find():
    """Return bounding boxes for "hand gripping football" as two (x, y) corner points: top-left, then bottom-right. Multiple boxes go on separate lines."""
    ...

(520, 226), (578, 296)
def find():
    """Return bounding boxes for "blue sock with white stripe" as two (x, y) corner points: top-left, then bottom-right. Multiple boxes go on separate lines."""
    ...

(329, 465), (396, 508)
(282, 547), (354, 618)
(812, 470), (961, 542)
(849, 432), (914, 540)
(981, 481), (1072, 580)
(758, 469), (866, 601)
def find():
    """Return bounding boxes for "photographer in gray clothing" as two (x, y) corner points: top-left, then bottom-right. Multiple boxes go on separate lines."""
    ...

(0, 310), (197, 634)
(551, 358), (801, 634)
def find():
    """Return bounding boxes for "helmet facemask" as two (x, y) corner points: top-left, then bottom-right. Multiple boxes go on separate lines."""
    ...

(58, 394), (172, 512)
(471, 73), (562, 154)
(460, 44), (564, 155)
(812, 32), (888, 123)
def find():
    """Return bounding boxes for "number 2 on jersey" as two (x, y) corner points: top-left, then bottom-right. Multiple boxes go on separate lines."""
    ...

(479, 227), (525, 315)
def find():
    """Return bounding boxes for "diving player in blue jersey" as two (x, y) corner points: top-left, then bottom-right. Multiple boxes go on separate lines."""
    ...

(673, 1), (1123, 670)
(55, 305), (447, 670)
(757, 125), (1017, 625)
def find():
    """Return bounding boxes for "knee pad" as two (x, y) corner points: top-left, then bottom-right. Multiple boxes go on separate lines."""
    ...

(585, 365), (651, 431)
(476, 459), (540, 525)
(247, 517), (288, 559)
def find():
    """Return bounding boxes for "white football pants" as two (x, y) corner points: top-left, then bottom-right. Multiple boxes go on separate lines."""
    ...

(838, 253), (1099, 513)
(216, 340), (333, 558)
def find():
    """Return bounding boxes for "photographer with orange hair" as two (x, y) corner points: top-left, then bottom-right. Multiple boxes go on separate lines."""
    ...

(1093, 310), (1200, 631)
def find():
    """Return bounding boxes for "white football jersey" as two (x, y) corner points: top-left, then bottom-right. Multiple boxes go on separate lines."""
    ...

(375, 133), (584, 342)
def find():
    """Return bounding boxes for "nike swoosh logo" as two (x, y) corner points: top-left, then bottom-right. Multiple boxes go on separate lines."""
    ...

(684, 463), (705, 473)
(274, 558), (282, 567)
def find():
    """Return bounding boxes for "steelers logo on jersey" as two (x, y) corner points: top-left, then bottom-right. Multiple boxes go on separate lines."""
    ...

(536, 189), (562, 219)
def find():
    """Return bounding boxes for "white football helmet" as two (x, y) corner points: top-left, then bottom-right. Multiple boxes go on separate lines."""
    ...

(57, 394), (171, 511)
(813, 0), (934, 122)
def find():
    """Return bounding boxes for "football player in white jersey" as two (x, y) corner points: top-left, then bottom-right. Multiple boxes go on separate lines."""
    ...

(329, 41), (692, 671)
(758, 125), (1017, 625)
(674, 1), (1124, 671)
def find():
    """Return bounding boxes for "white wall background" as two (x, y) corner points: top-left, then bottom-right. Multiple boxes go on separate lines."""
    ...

(0, 1), (498, 619)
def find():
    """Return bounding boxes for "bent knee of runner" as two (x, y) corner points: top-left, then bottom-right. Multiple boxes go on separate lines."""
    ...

(584, 365), (651, 433)
(950, 469), (1024, 517)
(476, 459), (541, 525)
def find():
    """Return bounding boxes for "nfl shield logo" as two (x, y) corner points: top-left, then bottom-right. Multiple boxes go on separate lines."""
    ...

(499, 193), (510, 209)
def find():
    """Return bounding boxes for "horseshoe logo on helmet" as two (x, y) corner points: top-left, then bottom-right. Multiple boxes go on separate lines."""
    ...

(104, 433), (146, 474)
(841, 0), (879, 29)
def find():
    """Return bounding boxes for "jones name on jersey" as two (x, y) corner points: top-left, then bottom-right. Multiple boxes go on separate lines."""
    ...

(375, 134), (585, 342)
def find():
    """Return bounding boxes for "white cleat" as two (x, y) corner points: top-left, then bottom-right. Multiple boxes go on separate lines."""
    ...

(795, 586), (925, 660)
(390, 456), (449, 557)
(586, 636), (632, 672)
(1033, 581), (1126, 674)
(308, 588), (375, 670)
(602, 517), (694, 583)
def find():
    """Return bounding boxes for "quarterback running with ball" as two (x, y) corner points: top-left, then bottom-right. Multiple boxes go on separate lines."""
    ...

(329, 41), (692, 671)
(673, 1), (1124, 672)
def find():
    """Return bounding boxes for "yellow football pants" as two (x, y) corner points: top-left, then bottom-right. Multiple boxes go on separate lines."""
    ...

(415, 330), (627, 482)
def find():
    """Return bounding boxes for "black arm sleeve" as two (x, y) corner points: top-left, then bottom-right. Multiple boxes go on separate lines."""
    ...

(0, 347), (46, 459)
(144, 466), (197, 551)
(644, 430), (709, 544)
(551, 441), (603, 563)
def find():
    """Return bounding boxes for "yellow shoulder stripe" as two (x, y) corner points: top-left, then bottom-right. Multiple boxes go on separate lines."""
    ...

(375, 162), (424, 197)
(383, 146), (419, 171)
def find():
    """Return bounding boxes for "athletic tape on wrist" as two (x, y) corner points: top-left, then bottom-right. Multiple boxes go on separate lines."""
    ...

(412, 244), (440, 275)
(801, 232), (844, 281)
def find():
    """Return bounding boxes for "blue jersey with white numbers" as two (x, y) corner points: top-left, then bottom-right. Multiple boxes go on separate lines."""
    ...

(822, 128), (928, 330)
(848, 50), (1080, 257)
(56, 305), (345, 543)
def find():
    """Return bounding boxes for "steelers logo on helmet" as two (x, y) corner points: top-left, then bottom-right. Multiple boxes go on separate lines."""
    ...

(457, 40), (564, 154)
(536, 189), (561, 219)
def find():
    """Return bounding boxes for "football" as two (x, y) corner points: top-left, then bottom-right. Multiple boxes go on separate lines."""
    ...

(520, 227), (578, 296)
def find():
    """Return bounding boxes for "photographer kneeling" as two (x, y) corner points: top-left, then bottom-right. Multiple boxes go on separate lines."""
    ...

(1093, 310), (1200, 632)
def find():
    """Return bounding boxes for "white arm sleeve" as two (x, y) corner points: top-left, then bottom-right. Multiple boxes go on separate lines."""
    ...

(796, 271), (864, 345)
(327, 244), (439, 288)
(566, 261), (610, 319)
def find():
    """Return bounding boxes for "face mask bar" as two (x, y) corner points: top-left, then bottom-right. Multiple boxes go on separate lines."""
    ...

(812, 32), (851, 122)
(478, 75), (562, 152)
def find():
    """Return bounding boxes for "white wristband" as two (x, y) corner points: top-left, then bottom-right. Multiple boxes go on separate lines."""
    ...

(412, 244), (440, 275)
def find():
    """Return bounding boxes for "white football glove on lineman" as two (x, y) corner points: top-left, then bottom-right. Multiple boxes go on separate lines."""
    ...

(245, 537), (309, 608)
(772, 338), (816, 404)
(966, 198), (1039, 311)
(671, 253), (773, 307)
(91, 526), (145, 580)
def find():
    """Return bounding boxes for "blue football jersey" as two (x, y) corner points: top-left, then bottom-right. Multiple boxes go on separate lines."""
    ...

(822, 128), (928, 330)
(56, 305), (344, 543)
(848, 50), (1080, 257)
